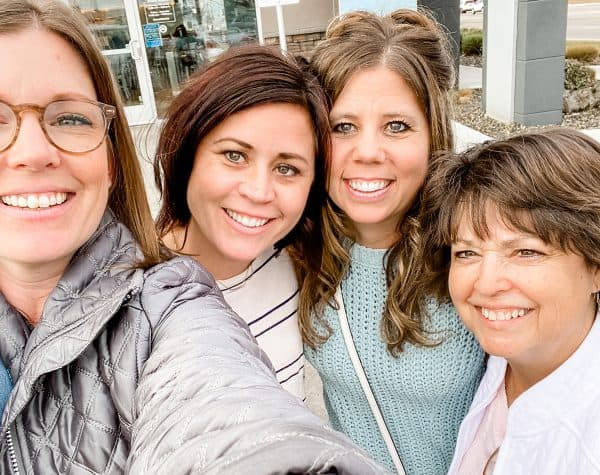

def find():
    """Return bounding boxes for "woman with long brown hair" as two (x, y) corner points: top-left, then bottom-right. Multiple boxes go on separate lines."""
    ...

(297, 9), (485, 474)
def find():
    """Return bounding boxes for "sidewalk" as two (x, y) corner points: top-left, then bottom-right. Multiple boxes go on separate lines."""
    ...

(456, 64), (600, 149)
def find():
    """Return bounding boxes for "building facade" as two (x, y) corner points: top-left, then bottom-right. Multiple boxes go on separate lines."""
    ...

(75, 0), (457, 125)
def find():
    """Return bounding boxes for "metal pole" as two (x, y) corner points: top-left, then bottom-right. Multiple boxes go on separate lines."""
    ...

(255, 1), (265, 45)
(275, 4), (287, 51)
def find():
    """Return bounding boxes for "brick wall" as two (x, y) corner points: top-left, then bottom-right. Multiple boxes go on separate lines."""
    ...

(264, 31), (326, 59)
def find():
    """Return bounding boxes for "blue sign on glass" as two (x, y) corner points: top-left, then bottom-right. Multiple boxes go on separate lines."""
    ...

(337, 0), (416, 15)
(143, 23), (162, 48)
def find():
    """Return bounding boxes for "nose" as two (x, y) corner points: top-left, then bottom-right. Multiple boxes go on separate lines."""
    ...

(473, 253), (512, 296)
(353, 128), (385, 164)
(238, 166), (275, 203)
(5, 113), (61, 170)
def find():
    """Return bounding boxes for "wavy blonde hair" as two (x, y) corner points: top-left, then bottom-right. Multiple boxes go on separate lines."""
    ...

(296, 9), (454, 354)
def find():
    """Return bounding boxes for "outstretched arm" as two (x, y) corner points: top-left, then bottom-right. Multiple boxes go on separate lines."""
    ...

(127, 257), (388, 475)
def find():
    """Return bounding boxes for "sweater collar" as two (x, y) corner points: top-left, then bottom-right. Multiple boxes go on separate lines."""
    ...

(348, 241), (388, 269)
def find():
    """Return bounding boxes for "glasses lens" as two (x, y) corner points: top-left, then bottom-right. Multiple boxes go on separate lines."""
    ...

(0, 102), (17, 152)
(44, 101), (107, 153)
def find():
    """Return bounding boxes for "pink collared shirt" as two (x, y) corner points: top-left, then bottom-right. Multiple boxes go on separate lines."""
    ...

(457, 381), (508, 474)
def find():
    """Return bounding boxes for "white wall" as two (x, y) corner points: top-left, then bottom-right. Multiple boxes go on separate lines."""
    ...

(484, 0), (518, 122)
(259, 0), (335, 36)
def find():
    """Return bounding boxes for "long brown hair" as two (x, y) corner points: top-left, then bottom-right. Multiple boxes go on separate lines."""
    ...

(0, 0), (162, 266)
(154, 45), (330, 272)
(299, 9), (455, 354)
(421, 129), (600, 300)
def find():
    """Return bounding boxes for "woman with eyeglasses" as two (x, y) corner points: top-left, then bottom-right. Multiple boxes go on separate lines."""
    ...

(0, 1), (388, 473)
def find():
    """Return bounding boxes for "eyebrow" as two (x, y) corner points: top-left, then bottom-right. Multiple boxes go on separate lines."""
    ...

(0, 92), (96, 105)
(329, 111), (419, 123)
(212, 137), (311, 162)
(453, 237), (539, 248)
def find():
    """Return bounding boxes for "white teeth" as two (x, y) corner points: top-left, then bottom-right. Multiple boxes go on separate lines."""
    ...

(226, 209), (269, 228)
(1, 192), (67, 209)
(38, 195), (50, 208)
(348, 180), (389, 193)
(481, 307), (528, 322)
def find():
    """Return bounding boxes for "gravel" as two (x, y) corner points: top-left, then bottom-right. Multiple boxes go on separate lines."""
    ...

(455, 56), (600, 138)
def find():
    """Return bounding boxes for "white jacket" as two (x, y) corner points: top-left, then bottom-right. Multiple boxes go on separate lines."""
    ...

(448, 314), (600, 475)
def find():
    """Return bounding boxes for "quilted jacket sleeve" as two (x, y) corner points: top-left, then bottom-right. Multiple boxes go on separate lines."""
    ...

(127, 257), (389, 475)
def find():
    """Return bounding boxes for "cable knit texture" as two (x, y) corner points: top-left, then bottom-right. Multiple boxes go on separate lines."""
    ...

(305, 243), (485, 474)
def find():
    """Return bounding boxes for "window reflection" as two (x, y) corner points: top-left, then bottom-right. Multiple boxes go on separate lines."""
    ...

(106, 54), (143, 106)
(74, 0), (132, 50)
(139, 0), (257, 115)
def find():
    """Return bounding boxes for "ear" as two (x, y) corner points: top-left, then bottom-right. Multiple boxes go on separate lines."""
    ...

(592, 264), (600, 294)
(106, 138), (115, 188)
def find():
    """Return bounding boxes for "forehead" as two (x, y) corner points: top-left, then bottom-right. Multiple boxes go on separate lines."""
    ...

(333, 66), (421, 113)
(199, 102), (316, 156)
(0, 28), (96, 104)
(453, 201), (537, 241)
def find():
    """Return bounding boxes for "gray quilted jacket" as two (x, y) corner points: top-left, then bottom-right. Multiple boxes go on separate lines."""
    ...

(0, 211), (387, 475)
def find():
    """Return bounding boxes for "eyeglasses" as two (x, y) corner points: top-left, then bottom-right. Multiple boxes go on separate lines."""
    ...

(0, 99), (116, 154)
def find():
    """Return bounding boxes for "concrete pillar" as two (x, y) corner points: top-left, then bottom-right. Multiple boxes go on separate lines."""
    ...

(484, 0), (567, 125)
(418, 0), (461, 87)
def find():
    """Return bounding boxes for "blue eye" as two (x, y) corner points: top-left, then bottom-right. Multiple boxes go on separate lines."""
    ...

(332, 122), (355, 134)
(387, 121), (408, 133)
(53, 113), (93, 127)
(225, 151), (245, 163)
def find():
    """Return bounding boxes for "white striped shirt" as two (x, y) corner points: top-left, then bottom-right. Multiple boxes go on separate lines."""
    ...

(217, 248), (305, 400)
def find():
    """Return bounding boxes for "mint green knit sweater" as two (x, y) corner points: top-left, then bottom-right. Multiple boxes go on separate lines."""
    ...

(305, 243), (485, 474)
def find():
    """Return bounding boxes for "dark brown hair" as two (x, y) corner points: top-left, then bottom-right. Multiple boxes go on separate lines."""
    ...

(299, 9), (455, 354)
(0, 0), (162, 266)
(421, 128), (600, 300)
(154, 44), (330, 264)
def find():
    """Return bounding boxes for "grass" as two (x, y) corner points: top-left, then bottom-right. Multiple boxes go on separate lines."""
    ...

(567, 40), (600, 49)
(461, 28), (600, 63)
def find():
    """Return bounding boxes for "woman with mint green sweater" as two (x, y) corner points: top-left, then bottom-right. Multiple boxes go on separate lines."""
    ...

(295, 9), (485, 475)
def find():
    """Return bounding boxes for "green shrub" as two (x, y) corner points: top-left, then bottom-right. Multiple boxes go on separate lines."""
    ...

(566, 44), (599, 63)
(461, 33), (483, 56)
(564, 59), (596, 90)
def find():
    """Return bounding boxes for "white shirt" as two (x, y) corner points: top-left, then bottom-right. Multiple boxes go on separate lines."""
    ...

(218, 248), (305, 400)
(448, 313), (600, 475)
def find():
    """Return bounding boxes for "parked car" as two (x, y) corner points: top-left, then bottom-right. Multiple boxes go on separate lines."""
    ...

(460, 0), (476, 13)
(461, 0), (483, 13)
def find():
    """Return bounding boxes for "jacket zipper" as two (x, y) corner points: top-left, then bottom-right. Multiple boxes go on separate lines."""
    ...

(6, 428), (19, 474)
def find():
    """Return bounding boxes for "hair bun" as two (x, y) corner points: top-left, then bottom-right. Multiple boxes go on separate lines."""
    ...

(389, 8), (439, 32)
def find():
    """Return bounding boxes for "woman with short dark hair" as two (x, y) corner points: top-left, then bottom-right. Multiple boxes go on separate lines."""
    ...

(421, 129), (600, 473)
(154, 44), (330, 400)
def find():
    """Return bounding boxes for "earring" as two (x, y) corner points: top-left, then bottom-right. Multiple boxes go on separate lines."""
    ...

(595, 292), (600, 307)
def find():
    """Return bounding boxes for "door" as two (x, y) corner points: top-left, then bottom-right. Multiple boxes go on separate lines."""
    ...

(72, 0), (157, 125)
